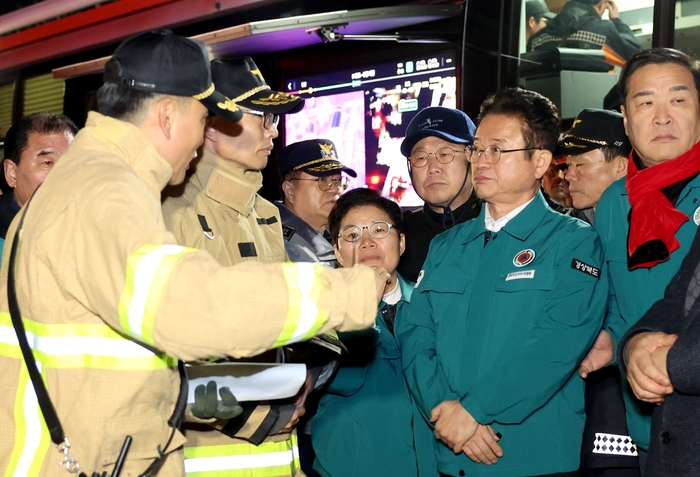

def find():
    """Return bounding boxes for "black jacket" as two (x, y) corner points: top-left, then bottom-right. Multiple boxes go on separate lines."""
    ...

(528, 0), (641, 62)
(619, 226), (700, 476)
(0, 192), (19, 239)
(397, 190), (481, 283)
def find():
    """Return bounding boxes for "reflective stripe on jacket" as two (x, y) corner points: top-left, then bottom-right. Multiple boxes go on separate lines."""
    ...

(0, 112), (377, 476)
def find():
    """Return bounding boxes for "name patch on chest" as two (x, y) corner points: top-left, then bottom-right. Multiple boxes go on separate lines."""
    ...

(571, 259), (600, 279)
(506, 270), (535, 281)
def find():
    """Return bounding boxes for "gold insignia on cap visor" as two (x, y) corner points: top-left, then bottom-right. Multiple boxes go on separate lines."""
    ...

(563, 134), (608, 146)
(192, 83), (215, 100)
(230, 84), (271, 104)
(251, 92), (302, 106)
(562, 142), (587, 149)
(216, 97), (241, 113)
(309, 163), (344, 173)
(293, 158), (342, 170)
(572, 119), (582, 128)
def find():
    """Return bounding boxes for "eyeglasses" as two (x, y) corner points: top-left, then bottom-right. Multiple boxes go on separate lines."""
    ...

(468, 145), (540, 164)
(242, 109), (280, 130)
(289, 176), (348, 192)
(408, 146), (467, 168)
(339, 220), (396, 243)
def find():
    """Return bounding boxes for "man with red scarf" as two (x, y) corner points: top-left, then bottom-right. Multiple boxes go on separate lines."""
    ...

(594, 48), (700, 471)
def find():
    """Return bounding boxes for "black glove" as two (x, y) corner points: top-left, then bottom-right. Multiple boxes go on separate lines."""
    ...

(191, 381), (243, 420)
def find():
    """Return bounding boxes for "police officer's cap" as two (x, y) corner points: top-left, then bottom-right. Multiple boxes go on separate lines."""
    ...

(400, 107), (476, 158)
(104, 30), (242, 122)
(278, 139), (357, 179)
(211, 58), (305, 115)
(555, 108), (631, 157)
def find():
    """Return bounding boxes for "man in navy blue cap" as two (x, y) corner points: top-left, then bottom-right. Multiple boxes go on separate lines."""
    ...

(276, 139), (357, 268)
(397, 106), (482, 282)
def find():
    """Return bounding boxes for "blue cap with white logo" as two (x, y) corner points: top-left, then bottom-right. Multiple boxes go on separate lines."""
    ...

(400, 106), (476, 157)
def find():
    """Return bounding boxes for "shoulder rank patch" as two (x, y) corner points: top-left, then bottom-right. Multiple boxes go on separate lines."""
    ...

(571, 259), (600, 279)
(282, 225), (295, 241)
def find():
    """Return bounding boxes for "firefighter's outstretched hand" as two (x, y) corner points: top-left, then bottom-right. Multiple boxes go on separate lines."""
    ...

(374, 267), (391, 302)
(192, 381), (243, 420)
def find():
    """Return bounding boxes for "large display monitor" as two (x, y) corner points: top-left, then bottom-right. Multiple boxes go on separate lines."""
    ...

(284, 50), (458, 207)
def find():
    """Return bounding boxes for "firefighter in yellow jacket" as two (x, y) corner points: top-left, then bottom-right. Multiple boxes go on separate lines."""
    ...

(0, 31), (385, 477)
(162, 57), (324, 477)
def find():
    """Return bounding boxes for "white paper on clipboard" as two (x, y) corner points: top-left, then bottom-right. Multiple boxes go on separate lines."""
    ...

(186, 362), (307, 403)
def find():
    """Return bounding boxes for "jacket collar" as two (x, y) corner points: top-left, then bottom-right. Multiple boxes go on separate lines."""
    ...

(462, 191), (548, 244)
(197, 148), (262, 216)
(275, 200), (335, 257)
(397, 273), (414, 303)
(87, 112), (173, 198)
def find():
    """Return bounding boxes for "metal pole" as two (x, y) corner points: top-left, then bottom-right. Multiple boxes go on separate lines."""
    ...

(651, 0), (676, 48)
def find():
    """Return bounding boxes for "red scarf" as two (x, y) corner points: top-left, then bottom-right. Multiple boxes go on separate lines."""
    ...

(626, 140), (700, 269)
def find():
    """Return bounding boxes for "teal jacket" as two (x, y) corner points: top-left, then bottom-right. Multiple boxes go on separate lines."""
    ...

(398, 192), (607, 477)
(312, 274), (438, 477)
(596, 174), (700, 450)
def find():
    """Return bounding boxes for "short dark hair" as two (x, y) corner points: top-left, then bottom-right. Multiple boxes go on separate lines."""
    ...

(4, 112), (78, 165)
(96, 82), (159, 120)
(477, 87), (561, 155)
(328, 188), (403, 246)
(601, 144), (631, 162)
(618, 48), (700, 105)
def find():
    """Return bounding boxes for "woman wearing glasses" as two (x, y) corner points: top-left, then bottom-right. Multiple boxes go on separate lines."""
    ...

(311, 188), (438, 477)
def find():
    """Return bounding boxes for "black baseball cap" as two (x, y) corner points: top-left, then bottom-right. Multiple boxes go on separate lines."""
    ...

(526, 0), (556, 20)
(556, 108), (631, 157)
(104, 30), (242, 122)
(400, 107), (476, 157)
(211, 58), (305, 115)
(278, 139), (357, 179)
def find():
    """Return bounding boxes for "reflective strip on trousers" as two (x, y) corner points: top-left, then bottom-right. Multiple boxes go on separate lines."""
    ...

(0, 313), (178, 477)
(119, 244), (196, 346)
(274, 263), (327, 347)
(184, 435), (300, 477)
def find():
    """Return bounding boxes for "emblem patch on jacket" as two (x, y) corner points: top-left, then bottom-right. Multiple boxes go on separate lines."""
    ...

(571, 259), (600, 278)
(282, 225), (295, 241)
(513, 249), (536, 267)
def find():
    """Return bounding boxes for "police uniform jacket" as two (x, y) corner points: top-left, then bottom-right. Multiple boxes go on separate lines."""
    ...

(312, 275), (437, 477)
(163, 147), (287, 264)
(619, 225), (700, 477)
(274, 201), (338, 268)
(596, 173), (700, 451)
(0, 112), (378, 477)
(398, 192), (607, 477)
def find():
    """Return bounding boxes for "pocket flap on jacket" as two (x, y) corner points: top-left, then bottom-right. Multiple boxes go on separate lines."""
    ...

(420, 266), (470, 294)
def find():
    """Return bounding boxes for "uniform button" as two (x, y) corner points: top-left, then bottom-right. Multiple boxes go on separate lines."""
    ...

(459, 471), (465, 476)
(662, 431), (671, 444)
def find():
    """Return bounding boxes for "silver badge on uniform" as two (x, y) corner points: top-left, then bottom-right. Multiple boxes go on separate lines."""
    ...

(694, 206), (700, 226)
